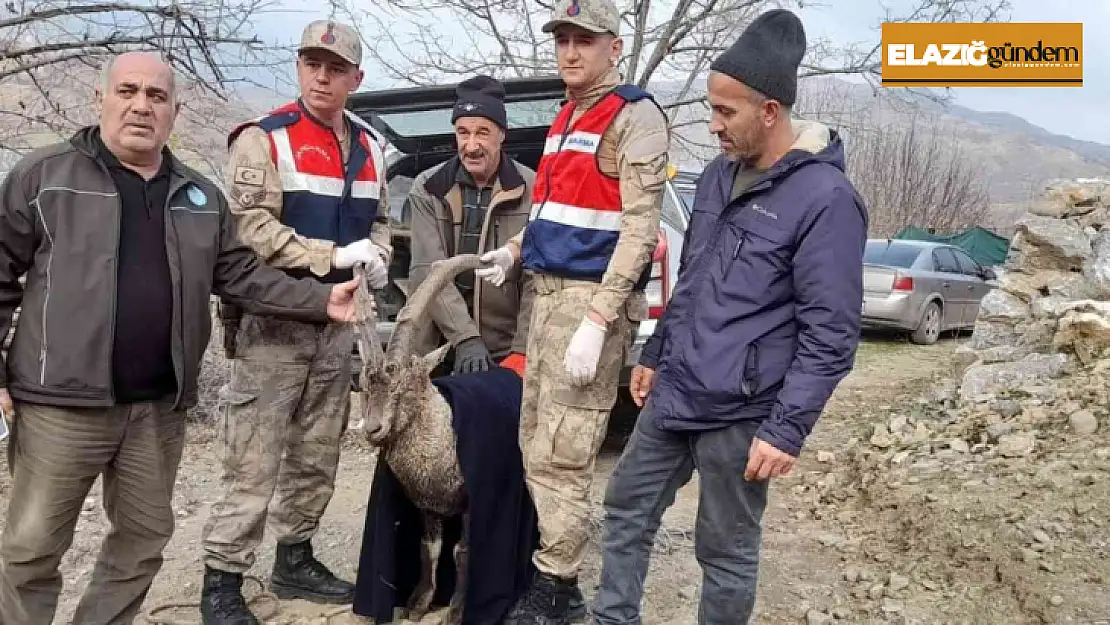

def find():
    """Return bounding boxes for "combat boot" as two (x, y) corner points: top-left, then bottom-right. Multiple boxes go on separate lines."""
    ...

(200, 566), (259, 625)
(269, 540), (356, 604)
(502, 571), (578, 625)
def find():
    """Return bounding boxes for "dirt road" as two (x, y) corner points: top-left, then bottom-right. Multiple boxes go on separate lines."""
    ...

(3, 332), (1107, 624)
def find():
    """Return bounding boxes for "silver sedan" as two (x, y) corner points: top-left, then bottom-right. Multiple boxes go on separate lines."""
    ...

(862, 239), (997, 344)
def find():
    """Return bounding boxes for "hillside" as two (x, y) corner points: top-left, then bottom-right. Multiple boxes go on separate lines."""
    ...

(661, 76), (1110, 216)
(0, 70), (269, 180)
(3, 70), (1107, 227)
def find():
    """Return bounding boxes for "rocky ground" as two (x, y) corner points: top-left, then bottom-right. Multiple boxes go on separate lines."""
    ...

(1, 330), (1108, 625)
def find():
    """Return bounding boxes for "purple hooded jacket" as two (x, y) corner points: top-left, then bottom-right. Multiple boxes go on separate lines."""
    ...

(640, 122), (868, 457)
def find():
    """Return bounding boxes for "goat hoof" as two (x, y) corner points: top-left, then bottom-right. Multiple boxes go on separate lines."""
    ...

(405, 593), (434, 620)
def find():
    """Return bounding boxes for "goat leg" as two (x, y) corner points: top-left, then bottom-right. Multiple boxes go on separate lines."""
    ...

(406, 512), (443, 620)
(445, 511), (469, 625)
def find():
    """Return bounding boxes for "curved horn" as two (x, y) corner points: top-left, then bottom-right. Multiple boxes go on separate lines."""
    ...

(385, 253), (484, 363)
(353, 262), (384, 378)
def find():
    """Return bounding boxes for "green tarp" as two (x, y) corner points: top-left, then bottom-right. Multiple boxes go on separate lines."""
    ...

(893, 226), (1010, 267)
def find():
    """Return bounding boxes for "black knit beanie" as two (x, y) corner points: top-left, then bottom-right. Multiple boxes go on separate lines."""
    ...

(709, 9), (807, 105)
(452, 75), (508, 129)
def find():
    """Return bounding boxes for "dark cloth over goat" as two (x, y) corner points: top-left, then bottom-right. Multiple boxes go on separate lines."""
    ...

(352, 366), (539, 624)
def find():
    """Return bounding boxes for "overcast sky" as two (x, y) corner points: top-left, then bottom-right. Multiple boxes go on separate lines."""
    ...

(798, 0), (1108, 144)
(249, 0), (1108, 144)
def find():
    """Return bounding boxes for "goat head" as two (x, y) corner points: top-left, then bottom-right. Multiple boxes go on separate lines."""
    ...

(353, 254), (485, 444)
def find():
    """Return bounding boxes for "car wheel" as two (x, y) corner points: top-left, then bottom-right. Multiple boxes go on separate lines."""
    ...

(911, 301), (942, 345)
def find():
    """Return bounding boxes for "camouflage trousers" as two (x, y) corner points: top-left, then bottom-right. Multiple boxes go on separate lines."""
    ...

(201, 313), (353, 574)
(520, 274), (632, 580)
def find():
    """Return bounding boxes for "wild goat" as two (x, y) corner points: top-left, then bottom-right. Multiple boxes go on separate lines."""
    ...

(351, 253), (484, 624)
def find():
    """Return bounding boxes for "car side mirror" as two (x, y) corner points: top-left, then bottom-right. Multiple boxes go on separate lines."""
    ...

(980, 267), (996, 281)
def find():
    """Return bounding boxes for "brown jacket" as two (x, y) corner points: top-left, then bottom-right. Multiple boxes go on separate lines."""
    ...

(408, 154), (536, 358)
(508, 69), (670, 325)
(0, 127), (332, 410)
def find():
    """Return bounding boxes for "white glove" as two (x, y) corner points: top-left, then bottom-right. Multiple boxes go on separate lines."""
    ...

(476, 246), (516, 287)
(564, 317), (607, 386)
(334, 239), (388, 288)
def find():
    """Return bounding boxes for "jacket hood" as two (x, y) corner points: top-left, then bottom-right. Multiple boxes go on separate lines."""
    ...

(705, 119), (847, 199)
(781, 119), (846, 172)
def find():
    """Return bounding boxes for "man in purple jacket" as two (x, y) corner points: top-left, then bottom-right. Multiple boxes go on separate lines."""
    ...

(590, 9), (867, 625)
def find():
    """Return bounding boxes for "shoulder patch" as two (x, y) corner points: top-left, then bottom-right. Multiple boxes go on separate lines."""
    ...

(613, 83), (653, 103)
(227, 111), (288, 149)
(233, 165), (266, 187)
(258, 110), (300, 132)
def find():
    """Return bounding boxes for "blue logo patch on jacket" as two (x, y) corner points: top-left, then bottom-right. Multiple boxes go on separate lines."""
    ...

(187, 184), (207, 207)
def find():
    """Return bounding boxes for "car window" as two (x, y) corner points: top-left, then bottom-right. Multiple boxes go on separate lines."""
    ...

(863, 241), (922, 268)
(387, 174), (414, 226)
(375, 98), (563, 138)
(932, 248), (960, 273)
(950, 248), (981, 275)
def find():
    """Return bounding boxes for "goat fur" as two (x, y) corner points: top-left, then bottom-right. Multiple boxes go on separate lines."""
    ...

(352, 254), (486, 624)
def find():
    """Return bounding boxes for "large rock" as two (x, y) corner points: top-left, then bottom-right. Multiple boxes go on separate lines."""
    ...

(1011, 215), (1092, 272)
(960, 318), (1056, 366)
(1029, 178), (1109, 218)
(955, 180), (1110, 405)
(959, 353), (1071, 402)
(1083, 229), (1110, 297)
(978, 289), (1029, 322)
(1052, 300), (1110, 365)
(998, 270), (1094, 302)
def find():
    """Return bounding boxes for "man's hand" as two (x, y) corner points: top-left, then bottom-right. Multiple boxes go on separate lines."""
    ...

(326, 276), (365, 323)
(476, 246), (516, 287)
(334, 239), (389, 288)
(629, 365), (655, 407)
(564, 316), (606, 386)
(0, 388), (13, 424)
(453, 337), (493, 374)
(744, 437), (797, 481)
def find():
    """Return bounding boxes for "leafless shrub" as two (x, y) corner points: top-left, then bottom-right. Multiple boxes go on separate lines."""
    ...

(328, 0), (1010, 159)
(845, 113), (990, 237)
(0, 0), (292, 172)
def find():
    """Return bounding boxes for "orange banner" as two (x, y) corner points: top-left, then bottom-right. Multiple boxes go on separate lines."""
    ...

(881, 22), (1083, 87)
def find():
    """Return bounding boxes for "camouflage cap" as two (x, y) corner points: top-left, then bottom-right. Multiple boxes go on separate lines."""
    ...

(298, 20), (362, 66)
(542, 0), (621, 36)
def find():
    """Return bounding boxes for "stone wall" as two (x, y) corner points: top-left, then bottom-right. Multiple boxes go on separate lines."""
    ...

(956, 178), (1110, 406)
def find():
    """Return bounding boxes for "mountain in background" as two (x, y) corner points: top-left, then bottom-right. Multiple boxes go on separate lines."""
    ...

(940, 102), (1110, 166)
(3, 73), (1107, 231)
(657, 76), (1110, 225)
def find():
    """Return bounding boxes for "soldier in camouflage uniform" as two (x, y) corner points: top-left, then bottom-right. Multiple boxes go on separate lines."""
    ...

(475, 0), (670, 622)
(199, 20), (393, 625)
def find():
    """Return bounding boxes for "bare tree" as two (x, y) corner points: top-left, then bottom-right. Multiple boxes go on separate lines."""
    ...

(845, 111), (990, 237)
(329, 0), (1009, 156)
(0, 0), (291, 174)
